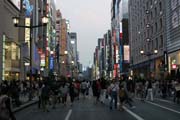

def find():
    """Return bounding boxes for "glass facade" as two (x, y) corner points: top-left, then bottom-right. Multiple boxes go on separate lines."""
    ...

(3, 35), (20, 80)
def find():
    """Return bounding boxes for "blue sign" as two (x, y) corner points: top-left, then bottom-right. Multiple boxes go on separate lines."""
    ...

(50, 56), (54, 70)
(23, 0), (33, 17)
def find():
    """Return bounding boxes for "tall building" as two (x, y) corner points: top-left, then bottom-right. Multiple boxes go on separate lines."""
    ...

(69, 32), (78, 78)
(165, 0), (180, 78)
(60, 19), (68, 77)
(55, 9), (62, 76)
(0, 0), (20, 81)
(118, 0), (130, 75)
(111, 0), (130, 78)
(106, 30), (113, 79)
(129, 0), (166, 79)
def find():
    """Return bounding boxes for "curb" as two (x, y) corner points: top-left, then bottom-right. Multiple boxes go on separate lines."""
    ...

(13, 100), (38, 113)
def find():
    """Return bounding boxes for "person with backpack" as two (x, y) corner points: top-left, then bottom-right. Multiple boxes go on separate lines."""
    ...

(0, 95), (16, 120)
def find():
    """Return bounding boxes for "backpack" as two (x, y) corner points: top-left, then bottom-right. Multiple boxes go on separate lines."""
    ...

(119, 88), (125, 98)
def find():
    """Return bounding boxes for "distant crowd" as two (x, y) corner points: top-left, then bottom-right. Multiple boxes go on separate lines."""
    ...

(0, 76), (180, 119)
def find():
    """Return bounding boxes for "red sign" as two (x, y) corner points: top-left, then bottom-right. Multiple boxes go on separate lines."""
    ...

(172, 64), (177, 69)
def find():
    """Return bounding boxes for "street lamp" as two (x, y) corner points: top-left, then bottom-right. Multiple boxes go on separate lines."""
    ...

(140, 49), (158, 56)
(140, 49), (158, 78)
(13, 15), (48, 100)
(13, 16), (48, 28)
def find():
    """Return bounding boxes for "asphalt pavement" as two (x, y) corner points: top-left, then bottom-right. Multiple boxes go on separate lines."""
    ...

(15, 94), (180, 120)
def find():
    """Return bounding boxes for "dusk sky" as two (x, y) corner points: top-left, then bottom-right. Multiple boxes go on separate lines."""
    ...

(56, 0), (111, 67)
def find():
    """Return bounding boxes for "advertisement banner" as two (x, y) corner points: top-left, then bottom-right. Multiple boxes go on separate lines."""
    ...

(123, 45), (130, 63)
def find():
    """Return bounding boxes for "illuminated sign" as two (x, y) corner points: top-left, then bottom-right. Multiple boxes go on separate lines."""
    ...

(50, 56), (54, 70)
(172, 64), (177, 69)
(40, 54), (45, 67)
(25, 18), (30, 56)
(124, 45), (130, 62)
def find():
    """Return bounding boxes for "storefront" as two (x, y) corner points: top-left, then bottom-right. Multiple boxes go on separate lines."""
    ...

(168, 51), (180, 78)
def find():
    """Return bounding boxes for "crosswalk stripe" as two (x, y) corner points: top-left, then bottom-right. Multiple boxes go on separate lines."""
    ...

(122, 106), (144, 120)
(65, 109), (72, 120)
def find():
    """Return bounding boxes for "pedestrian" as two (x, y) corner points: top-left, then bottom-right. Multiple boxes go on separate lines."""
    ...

(96, 79), (101, 103)
(41, 83), (50, 112)
(85, 81), (90, 97)
(92, 80), (98, 104)
(60, 82), (69, 106)
(175, 80), (180, 103)
(69, 82), (75, 106)
(108, 79), (119, 110)
(146, 79), (153, 101)
(121, 78), (135, 109)
(81, 80), (87, 99)
(119, 82), (126, 111)
(0, 95), (16, 120)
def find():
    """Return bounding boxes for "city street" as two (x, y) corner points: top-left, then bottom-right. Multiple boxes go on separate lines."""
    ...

(15, 95), (180, 120)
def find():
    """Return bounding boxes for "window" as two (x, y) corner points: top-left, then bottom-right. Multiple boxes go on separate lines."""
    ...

(146, 1), (149, 9)
(159, 2), (162, 11)
(151, 11), (153, 19)
(150, 0), (153, 5)
(156, 38), (158, 49)
(151, 26), (153, 35)
(155, 22), (158, 32)
(160, 35), (163, 48)
(155, 7), (157, 17)
(160, 18), (163, 28)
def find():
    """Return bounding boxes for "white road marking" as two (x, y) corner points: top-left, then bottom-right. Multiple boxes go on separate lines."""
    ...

(146, 101), (180, 114)
(65, 109), (72, 120)
(122, 106), (144, 120)
(136, 97), (180, 114)
(155, 98), (174, 104)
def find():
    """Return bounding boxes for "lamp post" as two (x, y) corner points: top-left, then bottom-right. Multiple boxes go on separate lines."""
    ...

(140, 49), (158, 78)
(13, 16), (48, 100)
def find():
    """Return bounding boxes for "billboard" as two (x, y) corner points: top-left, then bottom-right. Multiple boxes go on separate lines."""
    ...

(123, 45), (129, 63)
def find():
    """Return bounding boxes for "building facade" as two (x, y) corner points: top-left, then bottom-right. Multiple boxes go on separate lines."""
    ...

(0, 0), (20, 81)
(60, 19), (68, 77)
(165, 0), (180, 78)
(129, 0), (166, 79)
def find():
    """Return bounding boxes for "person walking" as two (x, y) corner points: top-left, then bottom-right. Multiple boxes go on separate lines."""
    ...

(120, 78), (136, 109)
(41, 83), (50, 112)
(109, 80), (119, 110)
(81, 80), (87, 99)
(96, 79), (101, 103)
(69, 82), (75, 106)
(146, 79), (153, 101)
(60, 82), (69, 106)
